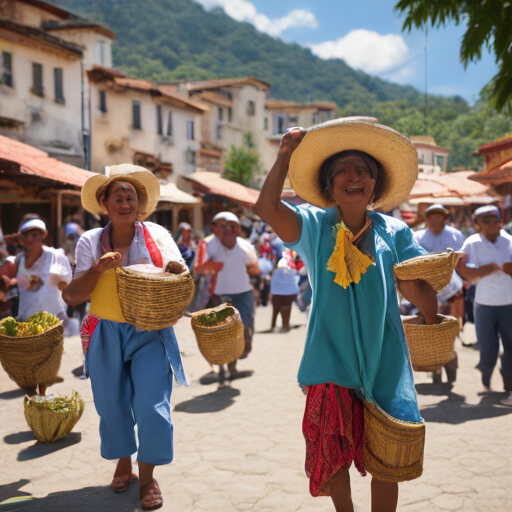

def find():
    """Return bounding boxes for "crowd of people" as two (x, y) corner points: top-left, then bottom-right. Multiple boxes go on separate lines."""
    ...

(0, 119), (511, 511)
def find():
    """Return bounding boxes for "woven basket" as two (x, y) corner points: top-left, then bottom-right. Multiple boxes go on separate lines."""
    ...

(24, 391), (85, 443)
(191, 304), (245, 365)
(116, 268), (195, 331)
(0, 324), (64, 390)
(364, 400), (425, 483)
(403, 314), (459, 372)
(394, 249), (460, 292)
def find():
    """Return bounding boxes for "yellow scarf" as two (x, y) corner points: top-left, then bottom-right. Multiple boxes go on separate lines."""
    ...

(327, 218), (373, 289)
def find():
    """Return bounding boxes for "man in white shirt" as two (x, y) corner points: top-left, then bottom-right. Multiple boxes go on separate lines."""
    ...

(456, 205), (512, 391)
(414, 204), (465, 383)
(196, 212), (260, 380)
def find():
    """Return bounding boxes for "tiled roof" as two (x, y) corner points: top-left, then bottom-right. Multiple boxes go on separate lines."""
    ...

(114, 77), (153, 91)
(0, 135), (95, 188)
(183, 171), (260, 207)
(468, 161), (512, 185)
(195, 91), (233, 107)
(158, 86), (209, 113)
(265, 100), (337, 110)
(0, 19), (83, 57)
(420, 171), (489, 197)
(186, 77), (270, 92)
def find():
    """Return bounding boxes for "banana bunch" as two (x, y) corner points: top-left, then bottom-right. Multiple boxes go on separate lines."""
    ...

(0, 311), (60, 337)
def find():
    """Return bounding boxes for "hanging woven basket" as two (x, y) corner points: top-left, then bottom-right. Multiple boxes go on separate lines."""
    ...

(116, 268), (195, 331)
(402, 314), (459, 372)
(24, 390), (85, 443)
(394, 249), (460, 292)
(364, 400), (425, 483)
(191, 304), (245, 365)
(0, 324), (64, 390)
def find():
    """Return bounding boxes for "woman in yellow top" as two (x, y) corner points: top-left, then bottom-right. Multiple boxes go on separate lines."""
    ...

(64, 164), (186, 511)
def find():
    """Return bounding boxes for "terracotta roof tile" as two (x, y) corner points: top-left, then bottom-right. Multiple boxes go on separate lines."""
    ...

(0, 135), (95, 188)
(265, 100), (337, 110)
(186, 77), (270, 92)
(158, 86), (209, 113)
(114, 77), (153, 91)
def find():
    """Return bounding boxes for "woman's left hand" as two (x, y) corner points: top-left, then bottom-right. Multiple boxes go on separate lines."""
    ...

(166, 261), (186, 274)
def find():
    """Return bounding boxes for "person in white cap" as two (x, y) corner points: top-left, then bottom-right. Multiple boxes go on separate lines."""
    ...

(14, 216), (72, 321)
(457, 205), (512, 392)
(414, 204), (466, 383)
(195, 211), (260, 380)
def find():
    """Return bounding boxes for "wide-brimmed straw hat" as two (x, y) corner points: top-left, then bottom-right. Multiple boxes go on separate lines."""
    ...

(81, 164), (160, 221)
(288, 117), (418, 212)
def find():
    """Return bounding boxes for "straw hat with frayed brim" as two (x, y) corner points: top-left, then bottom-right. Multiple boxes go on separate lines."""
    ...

(288, 117), (418, 212)
(81, 164), (160, 221)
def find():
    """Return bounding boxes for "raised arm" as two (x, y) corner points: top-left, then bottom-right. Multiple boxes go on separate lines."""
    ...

(253, 129), (306, 243)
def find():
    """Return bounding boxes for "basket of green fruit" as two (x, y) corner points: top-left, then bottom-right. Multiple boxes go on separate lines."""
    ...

(24, 390), (84, 443)
(191, 304), (244, 365)
(0, 312), (63, 391)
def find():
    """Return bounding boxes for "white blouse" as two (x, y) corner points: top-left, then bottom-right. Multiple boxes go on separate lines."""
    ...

(75, 222), (185, 277)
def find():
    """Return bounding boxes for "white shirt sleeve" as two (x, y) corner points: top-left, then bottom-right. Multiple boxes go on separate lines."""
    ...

(242, 241), (258, 265)
(74, 232), (98, 277)
(49, 249), (73, 283)
(461, 237), (476, 268)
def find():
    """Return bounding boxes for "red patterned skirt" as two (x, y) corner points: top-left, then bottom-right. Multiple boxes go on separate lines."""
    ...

(303, 383), (366, 497)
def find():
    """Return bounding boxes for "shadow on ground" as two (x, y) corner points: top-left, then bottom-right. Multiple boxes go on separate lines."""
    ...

(174, 386), (240, 414)
(16, 432), (82, 461)
(420, 389), (512, 424)
(0, 480), (31, 503)
(3, 431), (36, 445)
(18, 484), (142, 512)
(0, 389), (25, 400)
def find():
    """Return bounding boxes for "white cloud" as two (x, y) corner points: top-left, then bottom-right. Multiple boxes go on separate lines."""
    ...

(309, 29), (409, 74)
(196, 0), (318, 37)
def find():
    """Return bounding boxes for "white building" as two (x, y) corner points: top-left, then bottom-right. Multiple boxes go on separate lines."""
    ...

(87, 67), (208, 182)
(411, 136), (450, 174)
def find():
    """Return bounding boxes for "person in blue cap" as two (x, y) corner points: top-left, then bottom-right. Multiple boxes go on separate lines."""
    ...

(456, 205), (512, 392)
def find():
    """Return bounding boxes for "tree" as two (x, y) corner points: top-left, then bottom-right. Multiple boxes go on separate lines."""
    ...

(223, 132), (261, 187)
(394, 0), (512, 111)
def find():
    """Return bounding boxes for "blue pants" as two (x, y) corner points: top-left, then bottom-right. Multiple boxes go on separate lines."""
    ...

(88, 320), (174, 465)
(222, 290), (255, 341)
(475, 303), (512, 388)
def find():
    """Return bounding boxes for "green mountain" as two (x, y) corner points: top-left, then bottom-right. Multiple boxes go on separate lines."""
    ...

(53, 0), (512, 169)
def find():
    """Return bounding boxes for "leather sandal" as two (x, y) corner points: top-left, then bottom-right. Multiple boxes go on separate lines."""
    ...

(140, 479), (163, 511)
(110, 473), (135, 492)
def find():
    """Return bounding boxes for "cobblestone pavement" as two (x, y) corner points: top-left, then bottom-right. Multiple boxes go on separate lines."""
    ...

(1, 305), (512, 512)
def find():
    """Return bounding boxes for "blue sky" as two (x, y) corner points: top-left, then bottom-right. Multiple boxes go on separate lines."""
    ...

(197, 0), (498, 104)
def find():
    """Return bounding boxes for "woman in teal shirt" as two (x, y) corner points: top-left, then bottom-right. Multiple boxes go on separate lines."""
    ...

(254, 118), (437, 512)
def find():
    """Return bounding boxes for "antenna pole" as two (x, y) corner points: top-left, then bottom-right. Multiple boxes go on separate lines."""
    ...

(425, 26), (428, 133)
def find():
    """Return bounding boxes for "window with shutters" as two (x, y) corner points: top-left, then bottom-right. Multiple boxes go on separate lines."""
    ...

(2, 52), (13, 88)
(54, 68), (64, 104)
(32, 63), (43, 97)
(99, 90), (107, 112)
(247, 100), (255, 116)
(156, 105), (163, 135)
(218, 107), (223, 122)
(167, 111), (173, 136)
(186, 120), (194, 140)
(228, 107), (233, 123)
(132, 100), (141, 129)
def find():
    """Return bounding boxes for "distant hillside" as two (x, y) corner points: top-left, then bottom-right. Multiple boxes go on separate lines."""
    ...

(53, 0), (422, 109)
(52, 0), (512, 169)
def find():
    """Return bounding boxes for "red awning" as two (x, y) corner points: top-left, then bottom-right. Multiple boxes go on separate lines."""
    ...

(0, 135), (95, 187)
